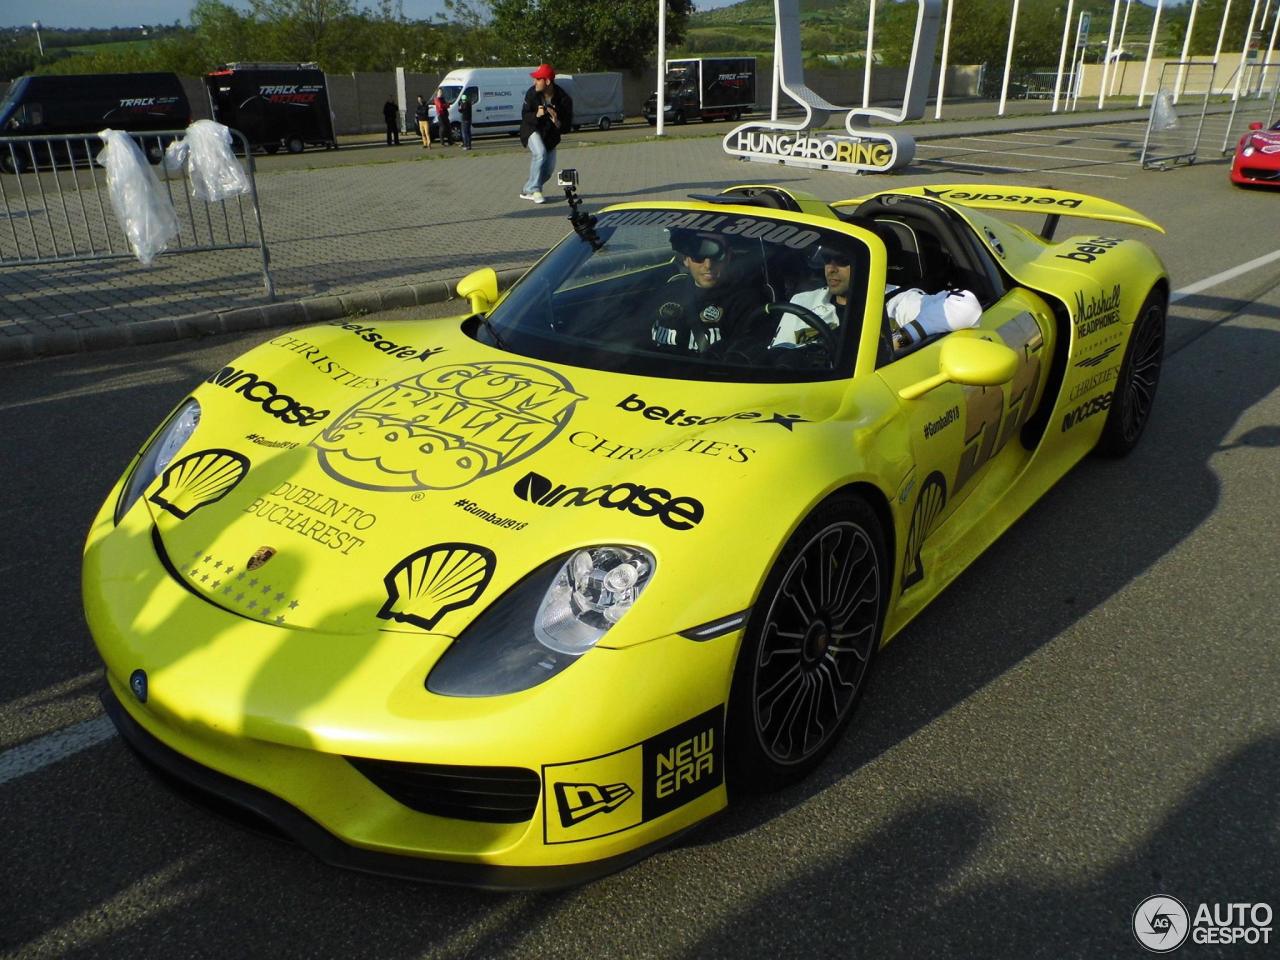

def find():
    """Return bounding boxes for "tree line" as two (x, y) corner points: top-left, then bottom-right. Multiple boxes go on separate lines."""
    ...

(1, 0), (1266, 83)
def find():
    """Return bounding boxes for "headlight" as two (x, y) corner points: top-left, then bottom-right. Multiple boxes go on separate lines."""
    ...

(1243, 145), (1256, 157)
(113, 398), (201, 524)
(427, 545), (655, 697)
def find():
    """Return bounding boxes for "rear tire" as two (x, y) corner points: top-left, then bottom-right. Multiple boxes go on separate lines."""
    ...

(726, 494), (887, 793)
(1096, 290), (1166, 457)
(286, 136), (304, 154)
(598, 116), (611, 130)
(1, 150), (29, 175)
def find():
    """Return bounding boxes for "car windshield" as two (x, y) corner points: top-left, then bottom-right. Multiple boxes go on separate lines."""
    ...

(0, 77), (28, 127)
(440, 85), (462, 103)
(471, 206), (870, 383)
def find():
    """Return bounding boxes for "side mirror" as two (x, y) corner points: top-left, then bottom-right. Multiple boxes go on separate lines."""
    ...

(898, 335), (1018, 400)
(456, 267), (499, 315)
(1249, 121), (1263, 131)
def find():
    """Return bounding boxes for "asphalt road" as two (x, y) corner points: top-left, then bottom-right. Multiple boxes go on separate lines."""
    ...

(1, 147), (1278, 959)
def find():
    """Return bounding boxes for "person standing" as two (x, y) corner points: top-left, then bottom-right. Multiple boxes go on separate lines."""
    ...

(433, 88), (453, 146)
(519, 63), (573, 203)
(382, 95), (400, 146)
(414, 95), (432, 149)
(458, 91), (473, 150)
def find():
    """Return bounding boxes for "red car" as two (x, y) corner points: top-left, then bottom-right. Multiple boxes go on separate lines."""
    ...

(1230, 120), (1280, 187)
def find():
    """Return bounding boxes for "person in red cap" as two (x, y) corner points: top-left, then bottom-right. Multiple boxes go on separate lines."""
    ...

(519, 63), (573, 203)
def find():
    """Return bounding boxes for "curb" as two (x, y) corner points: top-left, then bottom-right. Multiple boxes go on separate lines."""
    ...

(0, 268), (527, 364)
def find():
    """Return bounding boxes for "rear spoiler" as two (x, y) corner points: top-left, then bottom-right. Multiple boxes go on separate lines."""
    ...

(832, 184), (1165, 240)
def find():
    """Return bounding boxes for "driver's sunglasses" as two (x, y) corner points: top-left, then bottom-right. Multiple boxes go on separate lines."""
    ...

(820, 252), (851, 267)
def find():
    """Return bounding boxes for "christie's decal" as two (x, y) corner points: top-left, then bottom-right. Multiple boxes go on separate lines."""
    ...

(1067, 366), (1119, 402)
(570, 430), (754, 464)
(513, 470), (704, 531)
(541, 707), (724, 844)
(206, 367), (330, 427)
(326, 320), (446, 361)
(269, 334), (390, 389)
(1074, 284), (1122, 338)
(242, 480), (376, 555)
(377, 542), (496, 630)
(314, 362), (585, 492)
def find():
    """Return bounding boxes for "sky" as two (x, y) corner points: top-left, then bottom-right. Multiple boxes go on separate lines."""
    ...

(2, 0), (745, 30)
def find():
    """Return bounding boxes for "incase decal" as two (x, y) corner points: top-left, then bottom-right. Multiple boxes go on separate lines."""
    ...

(315, 362), (585, 492)
(542, 706), (725, 844)
(150, 449), (249, 519)
(513, 471), (704, 531)
(377, 542), (496, 630)
(206, 367), (330, 427)
(1061, 393), (1113, 431)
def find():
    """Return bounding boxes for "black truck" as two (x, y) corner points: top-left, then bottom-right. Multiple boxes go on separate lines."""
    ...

(205, 63), (337, 154)
(643, 58), (757, 125)
(0, 72), (191, 173)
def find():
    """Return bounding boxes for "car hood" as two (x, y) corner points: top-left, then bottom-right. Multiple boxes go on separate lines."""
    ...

(145, 316), (846, 641)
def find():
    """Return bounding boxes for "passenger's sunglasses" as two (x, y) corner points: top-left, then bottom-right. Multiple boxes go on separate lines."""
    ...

(820, 252), (851, 268)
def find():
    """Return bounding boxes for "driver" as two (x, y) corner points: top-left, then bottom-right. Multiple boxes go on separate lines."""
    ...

(651, 229), (768, 353)
(771, 244), (983, 353)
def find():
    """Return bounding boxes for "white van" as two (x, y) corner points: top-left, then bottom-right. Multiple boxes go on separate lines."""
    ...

(430, 66), (537, 139)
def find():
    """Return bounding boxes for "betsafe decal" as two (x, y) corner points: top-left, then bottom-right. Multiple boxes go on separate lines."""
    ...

(616, 394), (808, 431)
(314, 362), (586, 492)
(377, 542), (496, 631)
(150, 449), (249, 519)
(325, 320), (446, 362)
(542, 707), (724, 844)
(513, 471), (705, 532)
(922, 186), (1084, 208)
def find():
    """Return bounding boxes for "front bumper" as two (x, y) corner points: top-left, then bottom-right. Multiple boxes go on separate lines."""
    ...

(85, 501), (739, 884)
(101, 682), (701, 890)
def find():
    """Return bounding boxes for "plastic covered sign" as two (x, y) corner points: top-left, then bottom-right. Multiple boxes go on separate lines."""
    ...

(1151, 90), (1179, 132)
(95, 129), (180, 266)
(182, 120), (251, 202)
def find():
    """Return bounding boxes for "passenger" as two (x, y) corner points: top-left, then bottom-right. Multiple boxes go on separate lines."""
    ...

(771, 245), (983, 353)
(651, 229), (768, 354)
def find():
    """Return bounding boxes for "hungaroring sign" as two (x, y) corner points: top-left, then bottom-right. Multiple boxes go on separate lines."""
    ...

(723, 0), (941, 174)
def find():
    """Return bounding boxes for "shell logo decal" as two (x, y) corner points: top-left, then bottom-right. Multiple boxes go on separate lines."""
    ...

(150, 449), (249, 519)
(312, 361), (585, 492)
(377, 542), (497, 631)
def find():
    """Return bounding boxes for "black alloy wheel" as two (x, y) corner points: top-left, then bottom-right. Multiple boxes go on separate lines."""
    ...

(286, 136), (305, 154)
(727, 495), (887, 792)
(1097, 290), (1166, 457)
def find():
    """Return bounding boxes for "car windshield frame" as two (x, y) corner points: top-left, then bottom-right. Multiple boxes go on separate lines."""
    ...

(470, 203), (875, 384)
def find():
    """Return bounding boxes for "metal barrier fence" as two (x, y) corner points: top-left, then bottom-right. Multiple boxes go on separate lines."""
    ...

(0, 128), (274, 298)
(1220, 63), (1280, 154)
(1140, 62), (1216, 170)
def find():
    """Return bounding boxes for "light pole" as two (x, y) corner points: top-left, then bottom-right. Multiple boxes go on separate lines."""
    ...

(32, 20), (44, 57)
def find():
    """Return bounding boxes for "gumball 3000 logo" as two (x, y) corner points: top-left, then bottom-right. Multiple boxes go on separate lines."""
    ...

(313, 362), (585, 492)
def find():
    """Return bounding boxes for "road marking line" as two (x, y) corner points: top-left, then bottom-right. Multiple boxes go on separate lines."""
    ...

(1173, 249), (1280, 302)
(918, 152), (1128, 179)
(0, 715), (115, 787)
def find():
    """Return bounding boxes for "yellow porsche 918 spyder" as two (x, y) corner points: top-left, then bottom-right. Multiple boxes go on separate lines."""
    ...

(84, 181), (1168, 889)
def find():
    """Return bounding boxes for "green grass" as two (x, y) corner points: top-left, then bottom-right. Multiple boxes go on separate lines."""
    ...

(62, 39), (157, 55)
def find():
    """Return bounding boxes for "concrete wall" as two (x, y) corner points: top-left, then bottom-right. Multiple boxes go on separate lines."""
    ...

(1074, 53), (1264, 99)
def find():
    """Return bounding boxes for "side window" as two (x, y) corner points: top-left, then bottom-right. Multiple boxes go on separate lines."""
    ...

(25, 103), (44, 127)
(465, 86), (479, 102)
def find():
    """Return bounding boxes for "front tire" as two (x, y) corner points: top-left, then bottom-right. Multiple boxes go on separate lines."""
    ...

(727, 494), (887, 793)
(1096, 290), (1166, 457)
(598, 116), (611, 130)
(286, 136), (304, 154)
